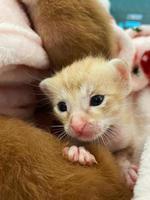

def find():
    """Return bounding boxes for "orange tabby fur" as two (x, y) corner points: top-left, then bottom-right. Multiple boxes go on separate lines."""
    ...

(21, 0), (115, 72)
(0, 116), (131, 200)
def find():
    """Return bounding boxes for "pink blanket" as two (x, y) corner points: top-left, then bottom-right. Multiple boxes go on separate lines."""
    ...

(0, 0), (49, 119)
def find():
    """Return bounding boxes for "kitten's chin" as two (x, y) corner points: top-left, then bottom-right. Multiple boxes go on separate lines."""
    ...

(74, 129), (111, 143)
(70, 132), (100, 142)
(76, 135), (95, 142)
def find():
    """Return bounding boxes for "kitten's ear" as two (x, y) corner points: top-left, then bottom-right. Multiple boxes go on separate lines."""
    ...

(109, 58), (130, 81)
(109, 58), (131, 95)
(40, 78), (54, 96)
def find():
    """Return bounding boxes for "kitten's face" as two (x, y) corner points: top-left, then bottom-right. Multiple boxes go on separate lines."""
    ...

(40, 57), (131, 142)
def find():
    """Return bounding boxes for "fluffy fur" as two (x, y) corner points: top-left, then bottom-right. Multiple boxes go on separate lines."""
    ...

(40, 56), (150, 187)
(0, 116), (131, 200)
(40, 56), (131, 144)
(133, 129), (150, 200)
(21, 0), (115, 72)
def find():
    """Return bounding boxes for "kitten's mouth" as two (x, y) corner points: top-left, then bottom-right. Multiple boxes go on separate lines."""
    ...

(76, 132), (96, 142)
(68, 130), (95, 142)
(67, 124), (117, 143)
(68, 127), (104, 142)
(75, 125), (117, 143)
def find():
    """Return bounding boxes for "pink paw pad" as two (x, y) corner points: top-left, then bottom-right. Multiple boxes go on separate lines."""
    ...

(124, 165), (138, 189)
(63, 146), (97, 166)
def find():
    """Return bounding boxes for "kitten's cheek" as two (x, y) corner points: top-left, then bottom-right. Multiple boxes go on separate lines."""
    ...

(67, 126), (77, 137)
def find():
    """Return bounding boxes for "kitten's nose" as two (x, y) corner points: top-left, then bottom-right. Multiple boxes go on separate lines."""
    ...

(70, 116), (89, 136)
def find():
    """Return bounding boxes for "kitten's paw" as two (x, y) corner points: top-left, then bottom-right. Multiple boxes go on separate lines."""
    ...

(63, 146), (97, 166)
(124, 164), (138, 189)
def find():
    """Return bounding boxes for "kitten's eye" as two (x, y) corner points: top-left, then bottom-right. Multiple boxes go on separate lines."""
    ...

(57, 101), (67, 112)
(90, 95), (104, 106)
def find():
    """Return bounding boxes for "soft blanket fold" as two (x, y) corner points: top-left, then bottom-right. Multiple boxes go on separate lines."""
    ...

(133, 134), (150, 200)
(0, 0), (49, 119)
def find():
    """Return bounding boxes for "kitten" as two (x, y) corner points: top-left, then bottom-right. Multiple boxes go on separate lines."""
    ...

(40, 56), (150, 188)
(0, 116), (132, 200)
(21, 0), (115, 72)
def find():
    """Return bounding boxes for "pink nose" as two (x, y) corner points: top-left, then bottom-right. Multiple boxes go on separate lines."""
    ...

(70, 116), (89, 136)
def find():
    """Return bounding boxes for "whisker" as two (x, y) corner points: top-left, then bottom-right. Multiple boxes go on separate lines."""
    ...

(103, 133), (109, 145)
(104, 132), (112, 143)
(52, 126), (64, 132)
(106, 129), (116, 137)
(52, 129), (64, 132)
(57, 131), (64, 137)
(97, 137), (102, 145)
(58, 131), (67, 141)
(99, 135), (106, 146)
(51, 125), (64, 128)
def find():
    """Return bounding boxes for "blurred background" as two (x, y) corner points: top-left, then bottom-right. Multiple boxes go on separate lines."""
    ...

(110, 0), (150, 29)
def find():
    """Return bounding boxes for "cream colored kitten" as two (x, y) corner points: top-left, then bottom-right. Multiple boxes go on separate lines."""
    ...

(40, 56), (149, 188)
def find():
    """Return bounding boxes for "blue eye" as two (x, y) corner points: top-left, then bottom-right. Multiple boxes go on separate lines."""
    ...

(57, 101), (67, 112)
(90, 95), (104, 106)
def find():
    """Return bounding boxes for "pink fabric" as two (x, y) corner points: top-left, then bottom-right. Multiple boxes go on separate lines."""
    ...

(0, 0), (49, 119)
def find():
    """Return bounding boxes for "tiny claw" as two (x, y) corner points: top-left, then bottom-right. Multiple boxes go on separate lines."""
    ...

(62, 146), (97, 166)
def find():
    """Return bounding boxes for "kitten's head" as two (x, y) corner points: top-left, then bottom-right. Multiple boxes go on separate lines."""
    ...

(40, 57), (131, 142)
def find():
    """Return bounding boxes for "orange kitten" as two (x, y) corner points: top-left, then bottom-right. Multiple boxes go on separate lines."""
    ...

(40, 56), (149, 188)
(21, 0), (115, 72)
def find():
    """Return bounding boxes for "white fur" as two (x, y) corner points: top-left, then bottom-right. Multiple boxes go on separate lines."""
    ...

(133, 88), (150, 199)
(133, 135), (150, 200)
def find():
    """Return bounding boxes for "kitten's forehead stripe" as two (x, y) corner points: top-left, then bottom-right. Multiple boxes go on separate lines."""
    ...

(53, 56), (120, 96)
